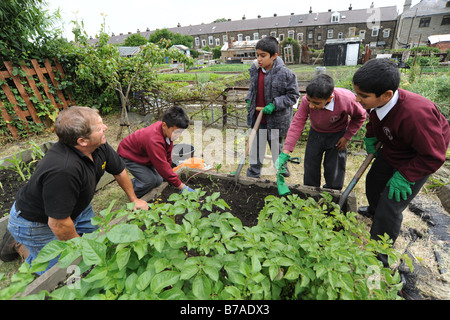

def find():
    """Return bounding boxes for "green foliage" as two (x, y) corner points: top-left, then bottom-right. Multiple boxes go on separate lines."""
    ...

(59, 20), (193, 114)
(0, 141), (45, 181)
(2, 190), (409, 300)
(149, 29), (194, 48)
(123, 34), (149, 47)
(402, 73), (450, 118)
(0, 0), (65, 62)
(281, 37), (301, 64)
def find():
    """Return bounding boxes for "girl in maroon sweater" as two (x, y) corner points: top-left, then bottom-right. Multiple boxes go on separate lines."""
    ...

(353, 59), (450, 266)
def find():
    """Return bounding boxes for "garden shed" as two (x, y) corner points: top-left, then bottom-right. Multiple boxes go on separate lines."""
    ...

(323, 39), (361, 66)
(428, 34), (450, 52)
(221, 40), (258, 63)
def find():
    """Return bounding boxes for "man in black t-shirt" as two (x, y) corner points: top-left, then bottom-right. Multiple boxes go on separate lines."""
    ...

(3, 106), (148, 273)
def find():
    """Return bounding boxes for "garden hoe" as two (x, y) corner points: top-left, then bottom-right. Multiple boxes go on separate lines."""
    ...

(338, 141), (382, 211)
(234, 107), (264, 186)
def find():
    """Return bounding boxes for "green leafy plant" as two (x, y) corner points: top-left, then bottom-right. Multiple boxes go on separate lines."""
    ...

(0, 141), (45, 181)
(1, 189), (411, 300)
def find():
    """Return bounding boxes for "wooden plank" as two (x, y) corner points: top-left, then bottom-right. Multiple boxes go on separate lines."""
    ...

(0, 70), (29, 125)
(44, 59), (68, 109)
(3, 61), (41, 124)
(30, 59), (58, 111)
(0, 100), (18, 138)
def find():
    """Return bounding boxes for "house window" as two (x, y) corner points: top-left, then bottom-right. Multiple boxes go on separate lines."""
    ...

(195, 37), (200, 47)
(331, 12), (340, 23)
(359, 30), (366, 39)
(348, 27), (356, 37)
(223, 35), (228, 42)
(245, 36), (251, 41)
(317, 33), (322, 41)
(419, 17), (431, 27)
(297, 33), (304, 41)
(270, 31), (277, 37)
(327, 29), (333, 39)
(237, 34), (243, 41)
(215, 38), (220, 46)
(253, 33), (259, 40)
(338, 32), (343, 39)
(308, 31), (313, 39)
(371, 27), (379, 37)
(201, 39), (206, 47)
(288, 30), (294, 39)
(442, 15), (450, 25)
(208, 36), (214, 45)
(383, 29), (390, 38)
(279, 34), (285, 41)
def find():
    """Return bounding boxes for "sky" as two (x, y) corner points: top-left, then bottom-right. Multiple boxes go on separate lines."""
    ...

(46, 0), (420, 41)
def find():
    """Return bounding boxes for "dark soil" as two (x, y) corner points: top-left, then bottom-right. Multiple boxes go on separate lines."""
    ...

(155, 175), (320, 227)
(0, 169), (26, 218)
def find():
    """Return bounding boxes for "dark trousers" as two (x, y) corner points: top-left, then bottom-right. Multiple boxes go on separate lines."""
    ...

(366, 154), (429, 245)
(247, 124), (285, 178)
(121, 156), (163, 198)
(304, 128), (347, 190)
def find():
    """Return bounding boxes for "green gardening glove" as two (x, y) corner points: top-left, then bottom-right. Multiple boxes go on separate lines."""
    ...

(364, 136), (379, 156)
(277, 172), (291, 196)
(246, 100), (250, 112)
(275, 152), (290, 171)
(386, 171), (415, 202)
(263, 103), (275, 114)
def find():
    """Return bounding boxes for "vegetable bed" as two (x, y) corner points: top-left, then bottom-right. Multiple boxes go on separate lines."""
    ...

(4, 170), (409, 300)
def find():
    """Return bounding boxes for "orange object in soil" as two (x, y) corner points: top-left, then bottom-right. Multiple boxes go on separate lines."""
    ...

(173, 157), (205, 172)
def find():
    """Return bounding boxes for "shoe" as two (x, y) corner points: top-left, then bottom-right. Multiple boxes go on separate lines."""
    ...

(0, 231), (19, 262)
(357, 206), (375, 219)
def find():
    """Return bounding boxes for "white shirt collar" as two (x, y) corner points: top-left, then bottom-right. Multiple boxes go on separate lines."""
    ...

(324, 97), (335, 111)
(374, 90), (399, 120)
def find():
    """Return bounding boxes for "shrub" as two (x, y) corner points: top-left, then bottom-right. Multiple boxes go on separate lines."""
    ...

(1, 190), (410, 300)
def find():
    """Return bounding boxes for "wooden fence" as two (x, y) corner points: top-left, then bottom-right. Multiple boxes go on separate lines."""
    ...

(0, 59), (75, 138)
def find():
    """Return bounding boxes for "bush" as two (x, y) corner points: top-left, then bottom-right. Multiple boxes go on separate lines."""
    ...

(1, 190), (410, 300)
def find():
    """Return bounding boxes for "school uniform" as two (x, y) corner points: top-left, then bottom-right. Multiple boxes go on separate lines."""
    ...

(364, 89), (450, 250)
(117, 121), (181, 197)
(284, 88), (366, 189)
(245, 57), (299, 178)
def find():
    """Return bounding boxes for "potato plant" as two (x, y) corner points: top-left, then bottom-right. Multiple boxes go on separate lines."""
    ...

(0, 190), (411, 300)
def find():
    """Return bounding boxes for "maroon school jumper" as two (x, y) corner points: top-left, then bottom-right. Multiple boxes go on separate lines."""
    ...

(366, 89), (450, 182)
(255, 68), (267, 124)
(117, 121), (182, 188)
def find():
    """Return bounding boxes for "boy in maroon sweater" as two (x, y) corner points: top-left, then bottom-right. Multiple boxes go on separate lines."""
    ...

(281, 74), (366, 190)
(117, 106), (194, 197)
(353, 59), (450, 266)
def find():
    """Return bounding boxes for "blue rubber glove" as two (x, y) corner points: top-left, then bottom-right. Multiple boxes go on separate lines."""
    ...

(386, 171), (415, 202)
(180, 185), (195, 194)
(262, 103), (275, 114)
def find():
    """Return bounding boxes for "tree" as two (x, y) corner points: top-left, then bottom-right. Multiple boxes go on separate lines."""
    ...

(65, 20), (194, 137)
(149, 28), (193, 48)
(123, 34), (148, 47)
(0, 0), (62, 62)
(280, 38), (301, 64)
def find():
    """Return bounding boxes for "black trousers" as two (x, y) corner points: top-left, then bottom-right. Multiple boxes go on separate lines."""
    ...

(366, 154), (429, 245)
(304, 128), (347, 190)
(247, 124), (285, 178)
